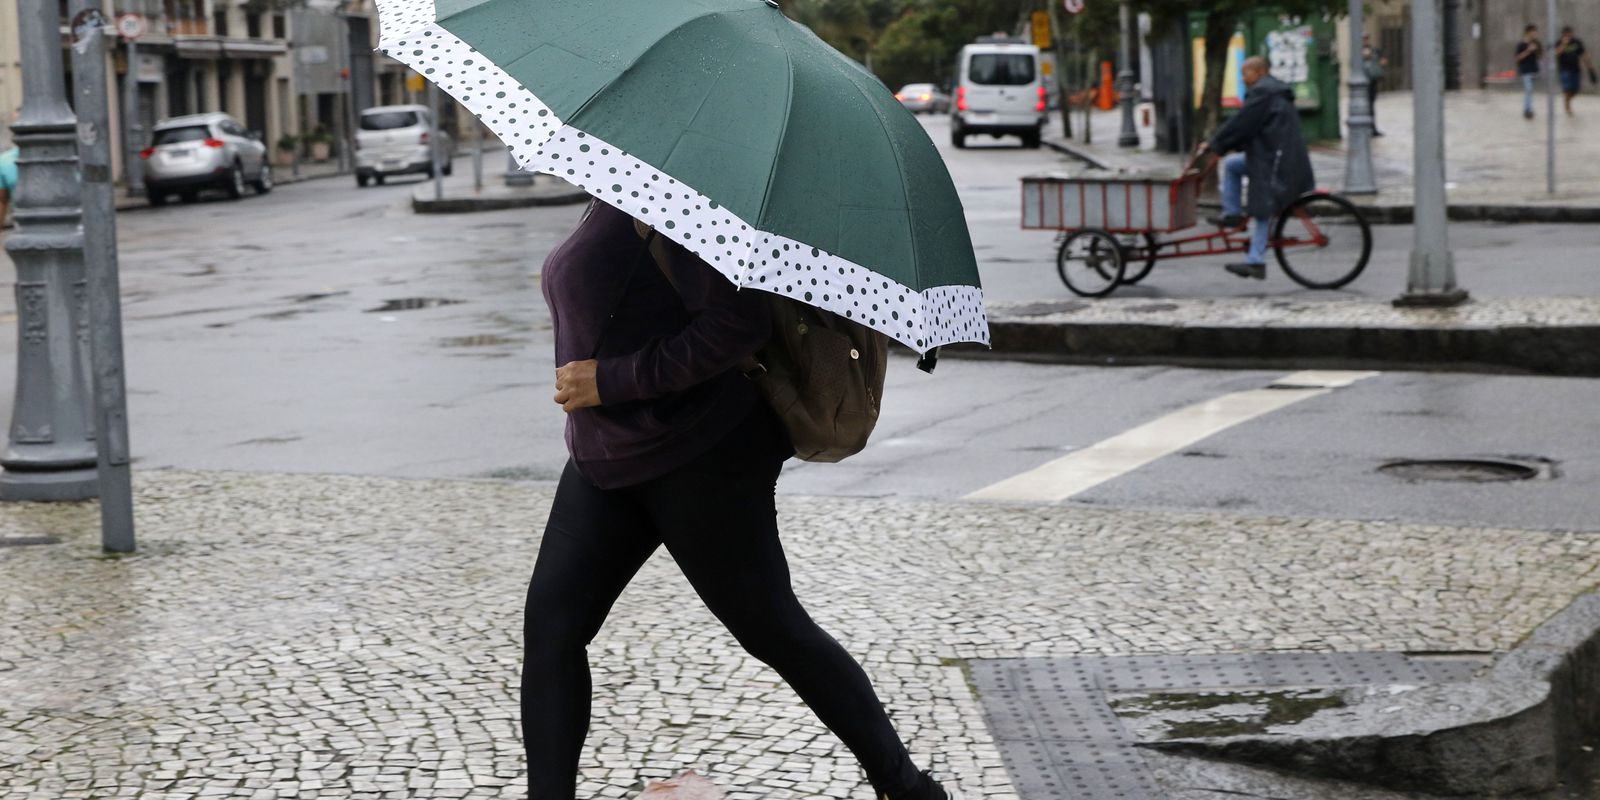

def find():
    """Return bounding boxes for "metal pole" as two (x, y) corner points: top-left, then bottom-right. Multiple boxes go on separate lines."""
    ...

(1546, 0), (1557, 194)
(1396, 0), (1468, 307)
(290, 8), (304, 180)
(69, 1), (135, 551)
(1343, 0), (1378, 194)
(2, 0), (101, 501)
(428, 81), (443, 201)
(1116, 0), (1139, 147)
(337, 12), (357, 174)
(504, 146), (533, 187)
(120, 2), (144, 197)
(471, 121), (483, 193)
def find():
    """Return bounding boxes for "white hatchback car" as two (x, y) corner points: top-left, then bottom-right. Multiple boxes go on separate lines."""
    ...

(354, 105), (453, 187)
(141, 112), (272, 205)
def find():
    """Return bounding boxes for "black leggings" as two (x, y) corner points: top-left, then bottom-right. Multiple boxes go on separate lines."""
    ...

(521, 406), (920, 800)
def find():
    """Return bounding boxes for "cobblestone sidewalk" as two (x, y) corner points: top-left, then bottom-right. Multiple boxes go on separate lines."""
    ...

(2, 471), (1598, 800)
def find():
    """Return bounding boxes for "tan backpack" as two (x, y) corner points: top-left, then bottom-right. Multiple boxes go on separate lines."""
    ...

(636, 222), (889, 462)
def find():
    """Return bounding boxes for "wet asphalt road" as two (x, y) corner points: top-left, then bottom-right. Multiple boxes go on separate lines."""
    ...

(0, 122), (1594, 532)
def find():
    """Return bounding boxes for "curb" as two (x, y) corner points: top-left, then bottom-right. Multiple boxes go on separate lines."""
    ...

(411, 187), (590, 213)
(112, 167), (350, 214)
(967, 318), (1600, 378)
(1041, 138), (1600, 225)
(1138, 593), (1600, 796)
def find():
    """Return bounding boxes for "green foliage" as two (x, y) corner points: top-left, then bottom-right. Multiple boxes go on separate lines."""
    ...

(786, 0), (1033, 89)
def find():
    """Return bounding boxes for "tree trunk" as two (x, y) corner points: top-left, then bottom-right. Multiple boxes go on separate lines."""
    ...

(1198, 11), (1237, 142)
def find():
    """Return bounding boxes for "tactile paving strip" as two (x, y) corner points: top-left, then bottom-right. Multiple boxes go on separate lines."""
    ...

(970, 652), (1488, 800)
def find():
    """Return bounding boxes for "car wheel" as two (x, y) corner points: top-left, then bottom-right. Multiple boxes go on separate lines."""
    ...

(147, 191), (167, 207)
(356, 174), (370, 188)
(179, 191), (198, 203)
(374, 174), (386, 186)
(952, 129), (967, 149)
(253, 163), (273, 194)
(225, 162), (245, 199)
(1022, 130), (1042, 149)
(442, 162), (453, 176)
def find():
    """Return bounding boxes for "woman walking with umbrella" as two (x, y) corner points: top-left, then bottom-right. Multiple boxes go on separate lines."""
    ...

(374, 2), (989, 798)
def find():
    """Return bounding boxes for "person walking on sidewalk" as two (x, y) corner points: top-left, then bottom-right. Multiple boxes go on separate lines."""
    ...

(524, 199), (959, 800)
(1196, 56), (1314, 281)
(1362, 34), (1387, 136)
(1556, 27), (1597, 117)
(1517, 25), (1544, 119)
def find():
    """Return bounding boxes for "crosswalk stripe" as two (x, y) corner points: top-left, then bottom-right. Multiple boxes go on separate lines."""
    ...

(965, 370), (1380, 503)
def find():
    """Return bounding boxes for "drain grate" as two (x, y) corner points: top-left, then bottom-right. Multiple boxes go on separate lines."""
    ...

(971, 652), (1489, 800)
(366, 297), (463, 313)
(1379, 458), (1544, 483)
(0, 536), (61, 548)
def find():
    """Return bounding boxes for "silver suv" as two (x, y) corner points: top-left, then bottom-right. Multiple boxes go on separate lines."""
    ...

(141, 112), (271, 205)
(354, 105), (453, 187)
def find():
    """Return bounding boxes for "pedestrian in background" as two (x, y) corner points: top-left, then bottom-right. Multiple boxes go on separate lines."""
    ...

(525, 199), (959, 800)
(0, 144), (19, 230)
(1361, 34), (1387, 137)
(1556, 26), (1597, 117)
(1517, 24), (1543, 119)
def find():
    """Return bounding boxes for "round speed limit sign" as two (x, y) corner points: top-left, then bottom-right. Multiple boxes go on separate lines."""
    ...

(116, 13), (146, 40)
(1062, 0), (1085, 14)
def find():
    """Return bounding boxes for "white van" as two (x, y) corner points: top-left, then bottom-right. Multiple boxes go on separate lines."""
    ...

(950, 39), (1046, 149)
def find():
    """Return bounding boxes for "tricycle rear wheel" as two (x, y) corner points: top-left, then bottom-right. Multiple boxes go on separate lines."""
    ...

(1057, 229), (1126, 298)
(1272, 193), (1372, 289)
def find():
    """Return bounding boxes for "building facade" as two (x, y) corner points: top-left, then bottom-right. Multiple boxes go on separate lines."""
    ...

(0, 0), (459, 183)
(1357, 0), (1592, 92)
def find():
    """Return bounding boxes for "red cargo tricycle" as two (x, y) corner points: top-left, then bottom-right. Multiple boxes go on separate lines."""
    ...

(1021, 151), (1373, 297)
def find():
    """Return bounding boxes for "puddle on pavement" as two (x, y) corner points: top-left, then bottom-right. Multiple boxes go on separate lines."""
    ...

(1112, 688), (1348, 740)
(367, 298), (464, 313)
(288, 291), (349, 303)
(440, 334), (522, 348)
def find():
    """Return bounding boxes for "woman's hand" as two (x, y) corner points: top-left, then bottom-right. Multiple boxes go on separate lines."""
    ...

(554, 360), (601, 412)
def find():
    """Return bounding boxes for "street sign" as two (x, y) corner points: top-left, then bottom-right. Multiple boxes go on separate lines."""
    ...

(1032, 10), (1052, 48)
(115, 12), (145, 40)
(1063, 0), (1085, 15)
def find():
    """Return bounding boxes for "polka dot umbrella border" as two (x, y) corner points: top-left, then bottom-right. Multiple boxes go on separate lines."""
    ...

(374, 0), (989, 353)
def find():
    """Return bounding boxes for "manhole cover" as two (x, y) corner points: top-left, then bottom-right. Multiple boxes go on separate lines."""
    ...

(0, 536), (61, 548)
(1378, 458), (1543, 483)
(366, 298), (462, 313)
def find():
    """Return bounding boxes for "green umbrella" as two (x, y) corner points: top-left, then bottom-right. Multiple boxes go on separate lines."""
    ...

(376, 0), (986, 353)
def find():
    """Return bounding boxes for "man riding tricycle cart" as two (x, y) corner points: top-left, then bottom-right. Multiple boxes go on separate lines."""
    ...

(1022, 56), (1372, 298)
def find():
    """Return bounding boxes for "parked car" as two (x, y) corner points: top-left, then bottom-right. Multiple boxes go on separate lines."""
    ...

(895, 83), (950, 114)
(950, 39), (1047, 149)
(141, 112), (272, 205)
(354, 105), (453, 187)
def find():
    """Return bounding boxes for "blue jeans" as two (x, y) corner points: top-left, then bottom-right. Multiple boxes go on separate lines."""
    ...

(1221, 153), (1272, 265)
(1523, 73), (1537, 114)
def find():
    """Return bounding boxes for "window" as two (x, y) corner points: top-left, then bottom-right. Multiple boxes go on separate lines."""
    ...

(246, 13), (261, 38)
(152, 125), (211, 146)
(967, 53), (1036, 86)
(272, 14), (286, 39)
(359, 111), (421, 130)
(211, 8), (228, 36)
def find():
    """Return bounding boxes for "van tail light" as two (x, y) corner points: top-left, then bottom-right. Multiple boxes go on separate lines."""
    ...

(202, 138), (225, 149)
(139, 147), (155, 159)
(956, 86), (967, 112)
(419, 131), (430, 144)
(1036, 86), (1047, 112)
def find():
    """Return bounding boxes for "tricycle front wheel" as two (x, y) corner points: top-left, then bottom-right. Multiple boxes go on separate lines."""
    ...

(1057, 229), (1127, 298)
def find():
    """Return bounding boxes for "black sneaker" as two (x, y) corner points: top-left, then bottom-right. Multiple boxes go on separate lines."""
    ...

(1207, 213), (1246, 229)
(1225, 262), (1267, 280)
(882, 770), (962, 800)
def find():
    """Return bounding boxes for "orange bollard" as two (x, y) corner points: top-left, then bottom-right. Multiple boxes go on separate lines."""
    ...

(1097, 60), (1118, 109)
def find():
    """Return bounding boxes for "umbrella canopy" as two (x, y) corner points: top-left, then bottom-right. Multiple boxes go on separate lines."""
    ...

(376, 0), (987, 353)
